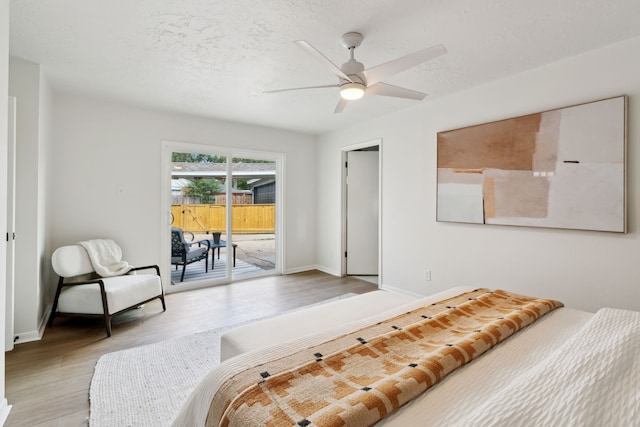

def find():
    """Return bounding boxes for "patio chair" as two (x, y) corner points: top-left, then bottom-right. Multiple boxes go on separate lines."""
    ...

(171, 227), (211, 282)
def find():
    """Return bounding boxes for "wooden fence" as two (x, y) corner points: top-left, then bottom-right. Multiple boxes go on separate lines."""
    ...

(171, 204), (275, 234)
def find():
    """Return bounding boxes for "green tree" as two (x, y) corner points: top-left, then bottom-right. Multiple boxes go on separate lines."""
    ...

(183, 179), (223, 203)
(232, 157), (273, 164)
(172, 152), (226, 163)
(236, 178), (250, 190)
(172, 152), (275, 164)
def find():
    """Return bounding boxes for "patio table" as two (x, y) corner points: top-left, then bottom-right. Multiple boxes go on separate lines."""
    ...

(210, 239), (237, 267)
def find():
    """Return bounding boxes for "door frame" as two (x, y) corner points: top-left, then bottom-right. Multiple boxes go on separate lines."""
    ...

(341, 138), (382, 283)
(160, 140), (285, 294)
(5, 97), (16, 351)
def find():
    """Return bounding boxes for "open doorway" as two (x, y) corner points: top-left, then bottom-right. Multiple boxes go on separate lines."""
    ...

(342, 140), (381, 285)
(161, 141), (283, 292)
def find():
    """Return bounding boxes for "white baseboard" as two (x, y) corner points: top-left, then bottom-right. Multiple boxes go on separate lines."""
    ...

(13, 331), (40, 345)
(285, 265), (341, 277)
(0, 399), (12, 425)
(13, 305), (52, 345)
(312, 264), (340, 277)
(284, 265), (317, 275)
(379, 283), (424, 298)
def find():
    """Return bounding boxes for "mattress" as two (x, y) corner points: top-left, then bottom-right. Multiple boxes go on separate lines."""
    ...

(220, 290), (416, 361)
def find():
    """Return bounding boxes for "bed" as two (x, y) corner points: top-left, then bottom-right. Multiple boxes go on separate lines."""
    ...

(172, 287), (640, 426)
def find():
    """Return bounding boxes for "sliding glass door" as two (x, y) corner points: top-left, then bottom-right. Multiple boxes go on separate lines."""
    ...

(162, 142), (281, 291)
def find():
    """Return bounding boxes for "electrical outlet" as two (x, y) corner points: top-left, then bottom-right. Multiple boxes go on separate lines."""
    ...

(424, 270), (431, 281)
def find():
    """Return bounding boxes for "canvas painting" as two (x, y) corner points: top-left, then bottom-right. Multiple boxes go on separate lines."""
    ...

(437, 96), (626, 232)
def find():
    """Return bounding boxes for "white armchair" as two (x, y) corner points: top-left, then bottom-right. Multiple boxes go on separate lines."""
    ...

(49, 242), (166, 337)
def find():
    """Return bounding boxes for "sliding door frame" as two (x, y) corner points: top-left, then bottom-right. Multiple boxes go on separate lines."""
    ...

(160, 140), (285, 294)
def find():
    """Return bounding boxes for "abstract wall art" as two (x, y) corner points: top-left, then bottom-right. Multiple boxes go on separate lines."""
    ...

(436, 96), (626, 232)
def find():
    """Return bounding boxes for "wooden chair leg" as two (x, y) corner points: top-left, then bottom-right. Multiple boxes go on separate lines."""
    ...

(98, 281), (112, 337)
(104, 316), (112, 337)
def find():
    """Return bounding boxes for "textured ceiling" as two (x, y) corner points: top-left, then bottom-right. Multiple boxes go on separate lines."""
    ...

(9, 0), (640, 135)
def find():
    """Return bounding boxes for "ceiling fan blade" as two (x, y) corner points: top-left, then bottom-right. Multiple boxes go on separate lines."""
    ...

(334, 98), (348, 114)
(366, 82), (427, 100)
(294, 40), (353, 83)
(264, 84), (339, 94)
(362, 44), (447, 86)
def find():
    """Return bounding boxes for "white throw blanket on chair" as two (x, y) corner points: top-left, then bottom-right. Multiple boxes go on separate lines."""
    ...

(79, 239), (132, 277)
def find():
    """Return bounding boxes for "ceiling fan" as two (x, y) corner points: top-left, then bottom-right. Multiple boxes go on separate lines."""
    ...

(265, 32), (447, 113)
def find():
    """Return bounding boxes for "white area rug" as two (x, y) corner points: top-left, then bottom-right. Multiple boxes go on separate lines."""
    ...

(89, 293), (357, 427)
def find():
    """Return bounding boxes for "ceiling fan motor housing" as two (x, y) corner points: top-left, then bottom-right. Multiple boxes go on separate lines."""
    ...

(340, 59), (365, 86)
(340, 32), (363, 49)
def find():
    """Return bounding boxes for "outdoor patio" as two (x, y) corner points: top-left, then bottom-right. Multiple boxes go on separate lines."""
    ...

(170, 257), (263, 283)
(170, 233), (276, 285)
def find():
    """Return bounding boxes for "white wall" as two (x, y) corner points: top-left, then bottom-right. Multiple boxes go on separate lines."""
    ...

(1, 0), (12, 420)
(50, 94), (317, 284)
(317, 36), (640, 313)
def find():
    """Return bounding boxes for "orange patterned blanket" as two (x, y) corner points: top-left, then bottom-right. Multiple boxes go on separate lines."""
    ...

(206, 289), (563, 427)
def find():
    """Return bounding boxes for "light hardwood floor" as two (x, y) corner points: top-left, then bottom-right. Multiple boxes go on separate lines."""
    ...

(5, 270), (377, 426)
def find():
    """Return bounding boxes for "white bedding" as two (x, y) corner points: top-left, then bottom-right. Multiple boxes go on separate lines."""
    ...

(172, 288), (640, 426)
(435, 307), (640, 427)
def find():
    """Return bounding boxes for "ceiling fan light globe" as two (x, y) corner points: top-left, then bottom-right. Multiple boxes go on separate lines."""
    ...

(340, 83), (364, 100)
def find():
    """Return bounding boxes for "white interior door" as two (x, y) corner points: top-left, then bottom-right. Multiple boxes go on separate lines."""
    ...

(346, 150), (379, 275)
(5, 97), (16, 351)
